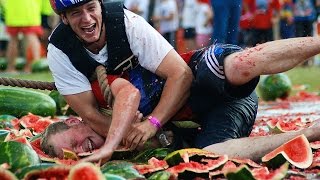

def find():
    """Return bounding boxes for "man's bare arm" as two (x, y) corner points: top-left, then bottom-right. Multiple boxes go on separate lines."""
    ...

(152, 49), (194, 125)
(204, 126), (320, 162)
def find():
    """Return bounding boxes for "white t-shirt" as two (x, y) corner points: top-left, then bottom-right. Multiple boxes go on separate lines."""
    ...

(47, 9), (173, 95)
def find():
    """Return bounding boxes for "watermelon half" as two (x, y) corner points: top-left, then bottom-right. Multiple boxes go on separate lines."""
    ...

(261, 134), (312, 169)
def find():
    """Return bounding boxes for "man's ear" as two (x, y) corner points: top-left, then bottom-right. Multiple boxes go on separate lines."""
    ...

(60, 14), (69, 25)
(65, 117), (81, 126)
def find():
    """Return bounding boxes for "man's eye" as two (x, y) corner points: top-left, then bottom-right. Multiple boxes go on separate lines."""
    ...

(71, 11), (80, 16)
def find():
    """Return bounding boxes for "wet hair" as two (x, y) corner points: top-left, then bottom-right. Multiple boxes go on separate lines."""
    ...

(40, 121), (70, 157)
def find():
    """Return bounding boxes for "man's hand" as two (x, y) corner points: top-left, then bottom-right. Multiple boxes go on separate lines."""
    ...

(124, 120), (158, 150)
(79, 144), (114, 164)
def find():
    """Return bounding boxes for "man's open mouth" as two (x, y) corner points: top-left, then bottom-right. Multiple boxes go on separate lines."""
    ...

(82, 24), (96, 34)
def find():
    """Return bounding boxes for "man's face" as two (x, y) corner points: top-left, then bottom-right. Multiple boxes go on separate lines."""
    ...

(48, 122), (104, 159)
(61, 0), (103, 44)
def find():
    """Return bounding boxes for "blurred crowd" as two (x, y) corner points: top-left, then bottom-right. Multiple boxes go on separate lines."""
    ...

(124, 0), (320, 66)
(0, 0), (319, 74)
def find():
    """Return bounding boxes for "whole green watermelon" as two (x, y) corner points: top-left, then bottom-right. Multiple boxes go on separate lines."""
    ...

(258, 73), (292, 101)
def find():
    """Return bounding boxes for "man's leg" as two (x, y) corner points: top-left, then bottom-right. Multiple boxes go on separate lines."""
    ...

(194, 93), (258, 148)
(224, 37), (320, 86)
(189, 44), (259, 148)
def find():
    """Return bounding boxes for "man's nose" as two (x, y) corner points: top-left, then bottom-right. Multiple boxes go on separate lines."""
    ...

(81, 11), (92, 22)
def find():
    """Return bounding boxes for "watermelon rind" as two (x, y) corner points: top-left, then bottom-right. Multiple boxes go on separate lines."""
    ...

(101, 161), (144, 179)
(147, 170), (171, 180)
(0, 130), (10, 142)
(224, 165), (255, 180)
(0, 141), (40, 173)
(104, 173), (126, 180)
(14, 163), (56, 179)
(131, 148), (173, 163)
(0, 115), (17, 129)
(68, 162), (104, 180)
(261, 134), (312, 169)
(22, 165), (70, 180)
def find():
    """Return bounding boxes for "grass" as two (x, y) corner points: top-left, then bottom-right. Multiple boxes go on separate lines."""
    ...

(0, 65), (319, 95)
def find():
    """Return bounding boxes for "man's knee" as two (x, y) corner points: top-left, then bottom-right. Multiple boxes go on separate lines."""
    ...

(224, 52), (259, 86)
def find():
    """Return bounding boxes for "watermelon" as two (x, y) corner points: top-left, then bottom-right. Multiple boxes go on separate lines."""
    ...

(261, 134), (312, 169)
(258, 73), (292, 101)
(15, 163), (56, 179)
(164, 148), (218, 166)
(224, 165), (255, 180)
(31, 58), (50, 73)
(0, 115), (17, 129)
(0, 88), (56, 118)
(68, 162), (104, 180)
(0, 130), (10, 141)
(21, 165), (70, 180)
(147, 170), (172, 180)
(131, 148), (173, 163)
(101, 161), (144, 179)
(48, 90), (67, 115)
(0, 141), (40, 172)
(0, 57), (7, 70)
(15, 57), (26, 71)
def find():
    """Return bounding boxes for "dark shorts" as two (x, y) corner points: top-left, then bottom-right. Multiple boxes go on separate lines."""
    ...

(170, 44), (259, 149)
(184, 28), (196, 39)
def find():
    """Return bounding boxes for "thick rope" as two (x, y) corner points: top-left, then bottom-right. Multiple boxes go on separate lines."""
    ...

(95, 65), (113, 108)
(0, 77), (56, 90)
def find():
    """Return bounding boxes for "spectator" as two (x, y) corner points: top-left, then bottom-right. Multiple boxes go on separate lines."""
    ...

(239, 0), (255, 47)
(195, 0), (213, 48)
(1, 0), (43, 73)
(210, 0), (241, 44)
(293, 0), (317, 66)
(279, 0), (295, 39)
(251, 0), (281, 45)
(181, 0), (197, 52)
(153, 0), (179, 48)
(0, 2), (8, 58)
(124, 0), (150, 21)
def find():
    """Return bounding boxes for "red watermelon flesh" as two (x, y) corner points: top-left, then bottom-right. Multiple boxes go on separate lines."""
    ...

(68, 162), (104, 180)
(261, 134), (312, 169)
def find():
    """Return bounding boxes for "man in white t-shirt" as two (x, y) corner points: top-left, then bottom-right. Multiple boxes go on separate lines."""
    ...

(46, 0), (320, 164)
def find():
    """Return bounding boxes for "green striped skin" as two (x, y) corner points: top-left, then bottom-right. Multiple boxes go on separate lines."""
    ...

(15, 163), (56, 179)
(0, 141), (40, 173)
(0, 88), (56, 118)
(0, 130), (10, 142)
(132, 148), (173, 164)
(101, 161), (144, 179)
(258, 73), (292, 101)
(147, 171), (171, 180)
(0, 115), (17, 129)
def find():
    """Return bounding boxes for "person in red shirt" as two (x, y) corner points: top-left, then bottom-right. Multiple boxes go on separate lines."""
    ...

(250, 0), (281, 45)
(239, 0), (255, 47)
